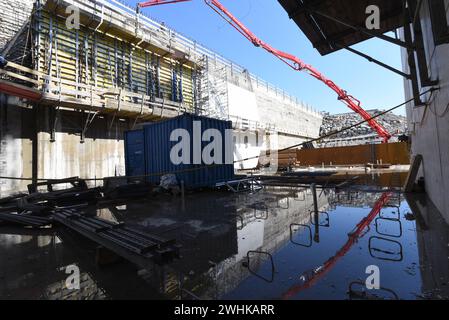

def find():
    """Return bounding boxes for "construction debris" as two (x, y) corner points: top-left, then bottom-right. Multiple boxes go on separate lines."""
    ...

(103, 177), (153, 200)
(0, 176), (179, 267)
(320, 110), (408, 146)
(0, 211), (52, 228)
(0, 178), (101, 215)
(0, 177), (152, 221)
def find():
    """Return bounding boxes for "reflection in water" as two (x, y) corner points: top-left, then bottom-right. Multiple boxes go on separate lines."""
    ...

(0, 228), (166, 300)
(0, 232), (105, 300)
(282, 192), (393, 300)
(1, 181), (449, 300)
(407, 194), (449, 299)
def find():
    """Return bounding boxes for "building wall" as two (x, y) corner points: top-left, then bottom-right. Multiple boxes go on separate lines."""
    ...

(401, 0), (449, 222)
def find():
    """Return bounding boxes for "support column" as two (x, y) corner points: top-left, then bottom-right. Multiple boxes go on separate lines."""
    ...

(32, 104), (39, 185)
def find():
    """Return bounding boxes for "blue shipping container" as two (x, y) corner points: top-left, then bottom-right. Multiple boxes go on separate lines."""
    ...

(124, 114), (235, 188)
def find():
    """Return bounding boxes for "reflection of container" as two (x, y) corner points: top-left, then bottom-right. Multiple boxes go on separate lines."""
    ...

(125, 114), (235, 188)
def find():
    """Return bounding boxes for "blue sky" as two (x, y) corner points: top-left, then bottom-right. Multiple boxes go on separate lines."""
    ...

(129, 0), (406, 115)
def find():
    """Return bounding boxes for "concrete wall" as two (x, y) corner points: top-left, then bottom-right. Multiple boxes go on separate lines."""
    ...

(226, 76), (323, 169)
(36, 108), (128, 183)
(0, 101), (130, 196)
(401, 0), (449, 222)
(0, 96), (34, 195)
(233, 131), (264, 170)
(254, 86), (323, 142)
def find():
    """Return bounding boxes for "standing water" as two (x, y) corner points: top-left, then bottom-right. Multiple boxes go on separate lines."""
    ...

(0, 181), (448, 300)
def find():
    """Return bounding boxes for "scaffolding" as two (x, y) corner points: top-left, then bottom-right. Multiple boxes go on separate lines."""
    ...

(0, 0), (322, 126)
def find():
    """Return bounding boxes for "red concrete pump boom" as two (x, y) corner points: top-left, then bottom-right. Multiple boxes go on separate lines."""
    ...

(139, 0), (392, 142)
(138, 0), (191, 7)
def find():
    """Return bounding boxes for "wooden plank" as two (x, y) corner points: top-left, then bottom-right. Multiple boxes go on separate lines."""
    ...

(296, 143), (410, 166)
(0, 69), (42, 86)
(404, 154), (423, 192)
(5, 62), (44, 76)
(0, 79), (42, 101)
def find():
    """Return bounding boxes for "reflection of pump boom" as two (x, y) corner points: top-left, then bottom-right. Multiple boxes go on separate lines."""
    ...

(282, 192), (393, 300)
(138, 0), (392, 142)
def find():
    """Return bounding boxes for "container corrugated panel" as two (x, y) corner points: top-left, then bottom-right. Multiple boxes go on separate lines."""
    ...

(125, 114), (235, 188)
(124, 130), (146, 177)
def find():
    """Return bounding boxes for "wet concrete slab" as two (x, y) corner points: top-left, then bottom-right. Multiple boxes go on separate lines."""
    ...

(0, 177), (448, 300)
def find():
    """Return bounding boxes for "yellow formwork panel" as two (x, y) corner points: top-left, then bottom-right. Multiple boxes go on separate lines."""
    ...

(38, 10), (195, 109)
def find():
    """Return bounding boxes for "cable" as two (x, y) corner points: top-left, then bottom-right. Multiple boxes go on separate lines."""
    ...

(0, 87), (437, 183)
(418, 89), (448, 126)
(428, 94), (449, 118)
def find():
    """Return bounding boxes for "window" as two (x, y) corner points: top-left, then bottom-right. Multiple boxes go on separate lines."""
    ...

(428, 0), (449, 45)
(244, 136), (249, 148)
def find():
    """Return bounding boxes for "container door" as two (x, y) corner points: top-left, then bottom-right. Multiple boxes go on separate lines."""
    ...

(124, 130), (146, 178)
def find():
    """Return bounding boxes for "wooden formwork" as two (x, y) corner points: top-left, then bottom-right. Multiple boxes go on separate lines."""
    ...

(32, 0), (196, 115)
(259, 149), (299, 168)
(0, 60), (185, 120)
(295, 142), (410, 166)
(0, 0), (201, 122)
(258, 142), (410, 169)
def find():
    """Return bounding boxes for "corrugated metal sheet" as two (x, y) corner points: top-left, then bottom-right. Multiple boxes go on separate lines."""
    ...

(125, 114), (235, 188)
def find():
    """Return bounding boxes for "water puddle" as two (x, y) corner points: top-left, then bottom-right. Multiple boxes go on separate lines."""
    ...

(1, 180), (448, 300)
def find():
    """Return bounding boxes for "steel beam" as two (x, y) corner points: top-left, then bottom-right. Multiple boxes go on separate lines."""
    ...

(339, 45), (411, 79)
(291, 4), (414, 50)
